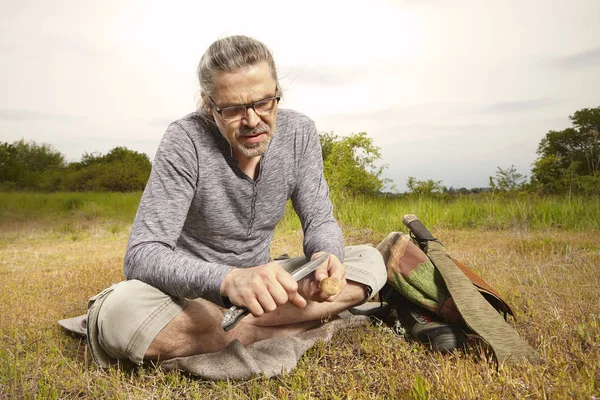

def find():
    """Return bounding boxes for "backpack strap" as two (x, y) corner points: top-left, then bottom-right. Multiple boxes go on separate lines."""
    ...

(402, 214), (540, 365)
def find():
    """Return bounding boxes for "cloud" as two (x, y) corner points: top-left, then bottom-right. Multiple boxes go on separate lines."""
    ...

(319, 101), (470, 123)
(548, 47), (600, 69)
(279, 64), (409, 88)
(280, 65), (369, 88)
(0, 108), (82, 122)
(477, 97), (556, 114)
(317, 97), (559, 135)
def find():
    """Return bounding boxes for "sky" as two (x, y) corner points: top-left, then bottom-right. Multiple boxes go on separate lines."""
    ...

(1, 0), (599, 191)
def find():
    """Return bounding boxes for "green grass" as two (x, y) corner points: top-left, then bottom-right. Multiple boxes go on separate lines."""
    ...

(2, 191), (598, 233)
(330, 192), (600, 232)
(0, 192), (142, 223)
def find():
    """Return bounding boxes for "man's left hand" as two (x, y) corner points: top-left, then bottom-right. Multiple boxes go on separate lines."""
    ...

(308, 252), (346, 302)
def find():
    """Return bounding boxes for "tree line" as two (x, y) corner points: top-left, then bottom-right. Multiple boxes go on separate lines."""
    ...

(0, 106), (598, 195)
(0, 143), (151, 192)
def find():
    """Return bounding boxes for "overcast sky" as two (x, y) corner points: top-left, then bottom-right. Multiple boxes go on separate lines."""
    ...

(1, 0), (599, 191)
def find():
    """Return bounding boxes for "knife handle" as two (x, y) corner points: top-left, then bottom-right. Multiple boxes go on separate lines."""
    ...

(402, 214), (437, 251)
(222, 305), (250, 331)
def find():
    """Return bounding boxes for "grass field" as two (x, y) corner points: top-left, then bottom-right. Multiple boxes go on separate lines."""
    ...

(0, 192), (599, 399)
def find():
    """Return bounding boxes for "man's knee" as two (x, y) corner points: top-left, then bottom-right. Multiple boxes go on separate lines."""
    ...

(343, 244), (387, 301)
(87, 280), (185, 367)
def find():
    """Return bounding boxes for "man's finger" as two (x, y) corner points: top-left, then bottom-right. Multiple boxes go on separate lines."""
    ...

(245, 298), (264, 317)
(325, 254), (346, 281)
(312, 253), (330, 282)
(276, 268), (299, 293)
(290, 293), (307, 309)
(256, 289), (278, 313)
(267, 280), (292, 306)
(275, 268), (300, 301)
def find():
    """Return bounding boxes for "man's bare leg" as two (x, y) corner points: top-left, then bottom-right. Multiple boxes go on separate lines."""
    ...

(145, 298), (322, 360)
(145, 281), (367, 360)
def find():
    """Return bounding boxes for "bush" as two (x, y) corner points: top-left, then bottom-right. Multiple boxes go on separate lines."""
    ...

(320, 132), (392, 196)
(0, 140), (65, 189)
(0, 142), (151, 192)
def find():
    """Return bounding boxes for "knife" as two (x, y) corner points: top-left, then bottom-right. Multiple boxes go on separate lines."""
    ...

(221, 253), (329, 331)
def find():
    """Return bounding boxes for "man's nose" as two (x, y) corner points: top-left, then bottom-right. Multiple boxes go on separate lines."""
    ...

(241, 107), (260, 128)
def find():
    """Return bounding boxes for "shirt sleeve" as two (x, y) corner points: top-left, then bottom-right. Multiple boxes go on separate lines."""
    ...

(291, 120), (345, 262)
(123, 122), (234, 307)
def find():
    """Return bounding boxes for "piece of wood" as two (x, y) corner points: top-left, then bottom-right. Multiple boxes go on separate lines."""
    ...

(318, 277), (343, 296)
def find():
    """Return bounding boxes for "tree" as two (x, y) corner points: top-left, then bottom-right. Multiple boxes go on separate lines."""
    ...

(0, 140), (65, 189)
(406, 177), (445, 195)
(571, 107), (600, 178)
(0, 141), (152, 192)
(319, 131), (337, 163)
(62, 147), (151, 191)
(489, 165), (527, 192)
(532, 106), (600, 193)
(320, 132), (391, 196)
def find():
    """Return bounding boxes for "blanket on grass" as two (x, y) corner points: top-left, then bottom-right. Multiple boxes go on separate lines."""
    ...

(58, 314), (370, 380)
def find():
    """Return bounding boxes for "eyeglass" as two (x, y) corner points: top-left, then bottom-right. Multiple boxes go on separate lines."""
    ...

(208, 93), (281, 121)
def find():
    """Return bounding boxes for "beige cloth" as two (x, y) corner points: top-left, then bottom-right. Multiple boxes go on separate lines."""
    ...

(159, 316), (369, 380)
(59, 314), (370, 380)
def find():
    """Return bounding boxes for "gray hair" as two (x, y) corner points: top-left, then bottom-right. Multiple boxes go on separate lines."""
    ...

(197, 35), (281, 113)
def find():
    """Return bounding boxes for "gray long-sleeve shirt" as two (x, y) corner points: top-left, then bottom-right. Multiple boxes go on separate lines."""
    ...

(123, 109), (344, 307)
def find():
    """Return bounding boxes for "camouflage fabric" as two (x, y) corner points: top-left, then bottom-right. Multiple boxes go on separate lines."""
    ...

(376, 232), (461, 323)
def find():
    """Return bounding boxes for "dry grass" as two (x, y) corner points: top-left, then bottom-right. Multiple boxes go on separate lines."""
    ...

(0, 218), (599, 399)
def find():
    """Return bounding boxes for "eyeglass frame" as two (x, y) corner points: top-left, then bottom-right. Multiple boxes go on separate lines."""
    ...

(207, 90), (281, 121)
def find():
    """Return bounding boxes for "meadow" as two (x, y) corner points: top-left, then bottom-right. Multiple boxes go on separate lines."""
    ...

(0, 192), (598, 399)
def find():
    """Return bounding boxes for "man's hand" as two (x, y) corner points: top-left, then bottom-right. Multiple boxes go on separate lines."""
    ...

(308, 252), (347, 302)
(220, 262), (307, 317)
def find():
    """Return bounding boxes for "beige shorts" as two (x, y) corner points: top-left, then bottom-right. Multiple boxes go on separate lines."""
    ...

(87, 245), (386, 368)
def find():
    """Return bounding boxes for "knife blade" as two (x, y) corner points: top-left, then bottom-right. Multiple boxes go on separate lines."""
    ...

(221, 253), (329, 331)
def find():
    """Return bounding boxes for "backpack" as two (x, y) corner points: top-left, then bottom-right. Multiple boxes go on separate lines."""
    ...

(377, 214), (540, 365)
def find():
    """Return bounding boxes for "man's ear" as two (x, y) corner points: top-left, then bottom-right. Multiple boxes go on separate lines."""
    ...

(199, 92), (213, 116)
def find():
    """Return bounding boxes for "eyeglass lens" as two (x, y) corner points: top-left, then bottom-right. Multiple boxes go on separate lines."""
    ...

(221, 98), (278, 120)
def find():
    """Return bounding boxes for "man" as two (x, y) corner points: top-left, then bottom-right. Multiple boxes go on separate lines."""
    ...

(86, 35), (387, 368)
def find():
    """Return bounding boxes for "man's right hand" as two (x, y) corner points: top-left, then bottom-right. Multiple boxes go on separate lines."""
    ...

(220, 262), (307, 317)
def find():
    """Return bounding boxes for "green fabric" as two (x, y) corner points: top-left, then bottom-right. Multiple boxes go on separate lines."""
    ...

(404, 258), (449, 302)
(388, 256), (448, 314)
